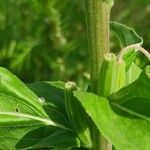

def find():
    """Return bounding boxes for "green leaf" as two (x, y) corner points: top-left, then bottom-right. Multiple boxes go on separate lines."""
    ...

(28, 81), (66, 115)
(27, 81), (80, 149)
(74, 91), (150, 150)
(122, 49), (138, 71)
(16, 127), (79, 149)
(135, 52), (150, 69)
(31, 129), (79, 149)
(0, 67), (47, 117)
(28, 81), (70, 127)
(0, 67), (69, 149)
(110, 21), (144, 82)
(110, 21), (143, 48)
(125, 62), (142, 84)
(110, 66), (150, 117)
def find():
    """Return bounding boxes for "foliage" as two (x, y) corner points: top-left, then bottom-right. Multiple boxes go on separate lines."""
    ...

(0, 0), (150, 150)
(0, 0), (88, 85)
(0, 0), (149, 86)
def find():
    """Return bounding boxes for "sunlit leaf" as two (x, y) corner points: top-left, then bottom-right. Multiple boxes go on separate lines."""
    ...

(74, 91), (150, 150)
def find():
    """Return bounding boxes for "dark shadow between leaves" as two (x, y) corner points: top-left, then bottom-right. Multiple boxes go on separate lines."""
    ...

(121, 97), (150, 117)
(109, 100), (150, 120)
(27, 81), (66, 113)
(27, 81), (70, 127)
(15, 81), (79, 149)
(16, 126), (79, 149)
(15, 126), (57, 149)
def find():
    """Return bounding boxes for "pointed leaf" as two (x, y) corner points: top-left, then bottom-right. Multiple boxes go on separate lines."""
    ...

(110, 22), (143, 48)
(110, 21), (144, 80)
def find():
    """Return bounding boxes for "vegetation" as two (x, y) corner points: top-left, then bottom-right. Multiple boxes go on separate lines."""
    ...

(0, 0), (149, 85)
(0, 0), (150, 150)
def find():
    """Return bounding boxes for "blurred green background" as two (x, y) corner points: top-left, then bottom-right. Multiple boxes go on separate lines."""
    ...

(0, 0), (149, 87)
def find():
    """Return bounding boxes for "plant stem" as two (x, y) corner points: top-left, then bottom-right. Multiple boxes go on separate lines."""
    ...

(85, 0), (112, 149)
(85, 0), (111, 92)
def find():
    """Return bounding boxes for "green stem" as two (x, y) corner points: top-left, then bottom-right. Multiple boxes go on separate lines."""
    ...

(85, 0), (112, 149)
(85, 0), (111, 92)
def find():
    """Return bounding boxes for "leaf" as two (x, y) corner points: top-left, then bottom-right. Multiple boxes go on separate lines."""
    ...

(27, 81), (81, 149)
(0, 67), (47, 117)
(135, 52), (150, 69)
(0, 67), (69, 149)
(110, 65), (150, 117)
(27, 81), (66, 115)
(32, 129), (79, 149)
(125, 62), (142, 84)
(74, 91), (150, 150)
(110, 21), (143, 48)
(29, 81), (92, 148)
(122, 49), (138, 71)
(110, 21), (144, 82)
(16, 127), (79, 150)
(27, 81), (70, 127)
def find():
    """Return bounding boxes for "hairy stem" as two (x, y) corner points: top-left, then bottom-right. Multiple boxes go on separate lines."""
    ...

(85, 0), (111, 92)
(85, 0), (112, 150)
